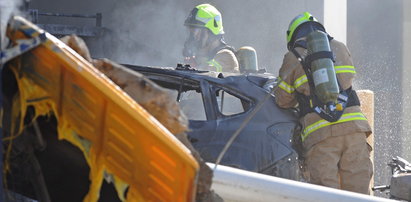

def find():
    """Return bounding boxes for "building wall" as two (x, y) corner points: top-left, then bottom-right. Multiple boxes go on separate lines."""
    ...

(347, 0), (404, 191)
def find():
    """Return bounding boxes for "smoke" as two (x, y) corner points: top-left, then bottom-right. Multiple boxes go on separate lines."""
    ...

(90, 0), (190, 67)
(26, 0), (323, 70)
(26, 0), (192, 67)
(0, 0), (23, 49)
(90, 0), (324, 70)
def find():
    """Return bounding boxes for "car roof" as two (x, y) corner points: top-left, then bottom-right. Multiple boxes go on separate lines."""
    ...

(123, 64), (276, 91)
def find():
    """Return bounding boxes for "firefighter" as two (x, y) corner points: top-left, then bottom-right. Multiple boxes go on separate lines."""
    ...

(274, 12), (373, 194)
(183, 4), (239, 73)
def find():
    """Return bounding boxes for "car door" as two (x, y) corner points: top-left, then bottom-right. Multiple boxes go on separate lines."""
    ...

(187, 81), (260, 170)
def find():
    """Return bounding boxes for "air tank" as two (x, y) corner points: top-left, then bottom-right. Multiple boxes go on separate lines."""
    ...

(306, 30), (339, 104)
(236, 46), (258, 73)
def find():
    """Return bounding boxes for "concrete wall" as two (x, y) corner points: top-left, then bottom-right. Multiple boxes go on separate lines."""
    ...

(324, 0), (347, 44)
(402, 0), (411, 162)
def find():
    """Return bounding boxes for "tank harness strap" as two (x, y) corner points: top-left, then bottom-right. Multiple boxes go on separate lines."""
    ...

(290, 49), (316, 91)
(297, 88), (361, 120)
(304, 51), (335, 64)
(291, 48), (360, 122)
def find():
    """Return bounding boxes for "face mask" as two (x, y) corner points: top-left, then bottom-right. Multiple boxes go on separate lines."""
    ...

(182, 28), (204, 57)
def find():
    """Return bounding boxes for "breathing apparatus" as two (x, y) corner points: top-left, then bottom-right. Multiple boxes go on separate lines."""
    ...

(288, 12), (357, 122)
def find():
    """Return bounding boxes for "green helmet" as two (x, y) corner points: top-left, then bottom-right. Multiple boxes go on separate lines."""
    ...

(184, 4), (224, 35)
(286, 12), (325, 47)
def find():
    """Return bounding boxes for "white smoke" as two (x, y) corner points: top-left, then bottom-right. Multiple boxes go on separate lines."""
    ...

(0, 0), (22, 49)
(98, 0), (188, 67)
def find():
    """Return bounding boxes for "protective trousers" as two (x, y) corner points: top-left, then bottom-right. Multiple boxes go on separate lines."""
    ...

(304, 132), (373, 194)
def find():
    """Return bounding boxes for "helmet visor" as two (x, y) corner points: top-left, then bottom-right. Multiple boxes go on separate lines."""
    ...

(185, 27), (206, 43)
(184, 8), (205, 28)
(183, 27), (205, 57)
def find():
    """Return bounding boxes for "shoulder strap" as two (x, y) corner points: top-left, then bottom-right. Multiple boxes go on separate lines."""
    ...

(291, 48), (316, 95)
(305, 51), (335, 64)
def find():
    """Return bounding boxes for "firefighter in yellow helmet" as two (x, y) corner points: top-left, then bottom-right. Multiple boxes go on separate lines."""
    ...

(274, 12), (373, 194)
(183, 4), (239, 73)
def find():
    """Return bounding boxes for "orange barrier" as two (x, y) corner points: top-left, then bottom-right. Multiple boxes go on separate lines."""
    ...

(6, 16), (198, 202)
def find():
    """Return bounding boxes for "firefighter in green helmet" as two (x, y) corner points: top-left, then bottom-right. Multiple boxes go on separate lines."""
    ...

(274, 12), (373, 194)
(183, 4), (239, 73)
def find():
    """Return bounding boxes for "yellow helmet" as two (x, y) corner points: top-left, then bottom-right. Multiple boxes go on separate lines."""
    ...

(286, 12), (325, 50)
(184, 4), (224, 35)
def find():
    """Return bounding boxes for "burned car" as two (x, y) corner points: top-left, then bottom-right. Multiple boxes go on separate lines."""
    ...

(125, 64), (302, 180)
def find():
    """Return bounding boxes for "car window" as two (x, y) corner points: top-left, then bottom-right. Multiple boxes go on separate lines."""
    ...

(179, 90), (207, 121)
(216, 89), (248, 116)
(144, 74), (207, 121)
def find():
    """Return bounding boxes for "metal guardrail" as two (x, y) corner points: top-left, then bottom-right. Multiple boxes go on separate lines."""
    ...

(208, 163), (397, 202)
